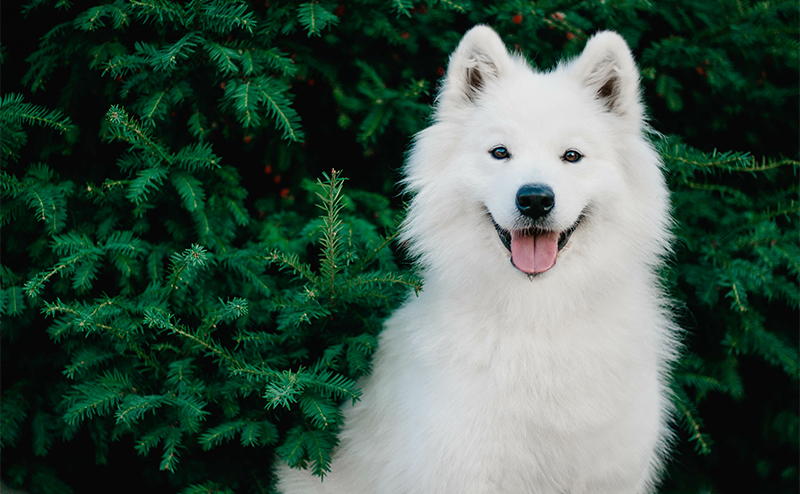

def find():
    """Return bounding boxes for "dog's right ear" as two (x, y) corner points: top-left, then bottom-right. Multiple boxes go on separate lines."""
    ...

(438, 25), (514, 111)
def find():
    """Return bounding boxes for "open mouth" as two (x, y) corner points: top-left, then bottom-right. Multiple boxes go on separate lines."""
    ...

(490, 214), (583, 275)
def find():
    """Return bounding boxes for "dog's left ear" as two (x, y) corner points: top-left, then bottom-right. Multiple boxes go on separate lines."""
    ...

(569, 31), (641, 119)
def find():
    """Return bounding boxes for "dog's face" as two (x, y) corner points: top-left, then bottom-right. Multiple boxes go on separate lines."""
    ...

(403, 26), (667, 283)
(459, 73), (627, 275)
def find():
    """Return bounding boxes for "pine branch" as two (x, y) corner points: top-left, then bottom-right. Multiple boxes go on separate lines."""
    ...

(104, 230), (145, 256)
(432, 0), (470, 13)
(106, 105), (173, 163)
(222, 76), (304, 141)
(169, 394), (210, 431)
(344, 272), (423, 294)
(22, 184), (66, 233)
(31, 411), (56, 457)
(316, 170), (345, 301)
(297, 2), (339, 37)
(263, 370), (305, 409)
(153, 308), (279, 384)
(302, 371), (360, 404)
(135, 424), (172, 456)
(22, 0), (73, 17)
(171, 172), (206, 212)
(159, 426), (182, 472)
(115, 394), (167, 426)
(225, 197), (250, 226)
(151, 32), (201, 72)
(187, 110), (210, 141)
(671, 385), (713, 455)
(1, 285), (26, 316)
(276, 425), (308, 467)
(25, 249), (101, 297)
(199, 1), (257, 34)
(139, 90), (170, 122)
(254, 76), (304, 142)
(64, 348), (117, 379)
(63, 370), (133, 427)
(304, 429), (336, 477)
(267, 250), (318, 285)
(0, 93), (74, 134)
(298, 392), (341, 429)
(239, 420), (265, 447)
(258, 47), (296, 76)
(73, 2), (131, 31)
(0, 385), (28, 448)
(389, 0), (413, 17)
(227, 78), (262, 127)
(179, 482), (234, 494)
(276, 425), (337, 478)
(129, 0), (189, 26)
(165, 244), (209, 290)
(748, 325), (799, 380)
(199, 420), (246, 450)
(103, 53), (148, 77)
(345, 334), (377, 375)
(202, 40), (241, 75)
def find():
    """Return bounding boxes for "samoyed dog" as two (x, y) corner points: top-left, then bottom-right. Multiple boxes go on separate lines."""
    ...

(277, 25), (677, 494)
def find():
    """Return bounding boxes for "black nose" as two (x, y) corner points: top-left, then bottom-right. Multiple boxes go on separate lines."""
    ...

(516, 184), (555, 220)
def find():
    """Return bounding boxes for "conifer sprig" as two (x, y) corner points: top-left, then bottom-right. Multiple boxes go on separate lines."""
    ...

(0, 94), (74, 164)
(297, 2), (339, 37)
(0, 93), (74, 134)
(267, 171), (422, 319)
(106, 105), (172, 163)
(317, 170), (346, 300)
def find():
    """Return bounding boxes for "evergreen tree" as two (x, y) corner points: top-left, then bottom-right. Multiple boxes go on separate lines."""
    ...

(1, 1), (797, 492)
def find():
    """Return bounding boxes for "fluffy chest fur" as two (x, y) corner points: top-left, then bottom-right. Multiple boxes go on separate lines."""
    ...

(328, 286), (668, 493)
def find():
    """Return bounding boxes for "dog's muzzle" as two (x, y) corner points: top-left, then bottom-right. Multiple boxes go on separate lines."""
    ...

(489, 184), (583, 275)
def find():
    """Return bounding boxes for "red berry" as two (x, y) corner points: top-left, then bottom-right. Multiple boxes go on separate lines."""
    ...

(512, 14), (522, 24)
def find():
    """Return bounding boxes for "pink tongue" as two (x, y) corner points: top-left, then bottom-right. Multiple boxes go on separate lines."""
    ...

(510, 230), (559, 274)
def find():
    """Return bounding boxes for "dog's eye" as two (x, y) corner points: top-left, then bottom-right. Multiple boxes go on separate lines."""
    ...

(563, 150), (582, 163)
(490, 146), (510, 160)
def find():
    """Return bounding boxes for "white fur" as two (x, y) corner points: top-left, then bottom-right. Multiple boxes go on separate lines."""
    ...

(276, 25), (678, 494)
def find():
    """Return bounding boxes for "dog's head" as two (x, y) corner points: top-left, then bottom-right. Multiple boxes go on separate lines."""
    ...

(402, 26), (670, 286)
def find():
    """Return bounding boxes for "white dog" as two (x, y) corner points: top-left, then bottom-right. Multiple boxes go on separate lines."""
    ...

(276, 25), (678, 494)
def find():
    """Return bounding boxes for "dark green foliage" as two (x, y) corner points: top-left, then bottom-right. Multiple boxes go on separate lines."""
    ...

(662, 138), (799, 456)
(1, 1), (797, 493)
(661, 139), (799, 485)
